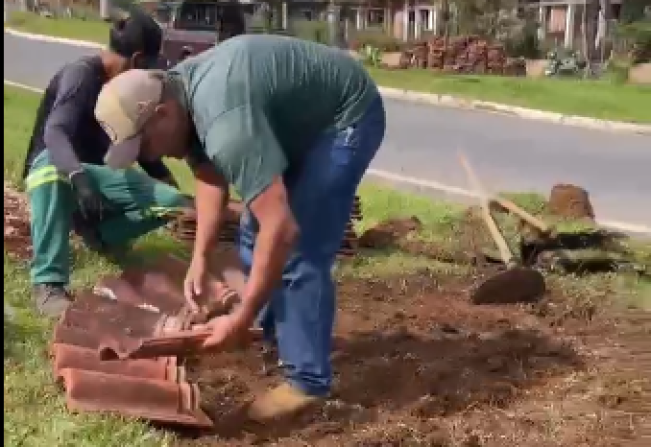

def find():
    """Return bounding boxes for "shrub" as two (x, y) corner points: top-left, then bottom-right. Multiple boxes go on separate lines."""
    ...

(503, 21), (542, 59)
(291, 19), (329, 44)
(604, 57), (632, 84)
(349, 29), (404, 52)
(616, 20), (651, 64)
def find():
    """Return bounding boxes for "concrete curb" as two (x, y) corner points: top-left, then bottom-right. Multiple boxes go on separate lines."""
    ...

(5, 27), (651, 135)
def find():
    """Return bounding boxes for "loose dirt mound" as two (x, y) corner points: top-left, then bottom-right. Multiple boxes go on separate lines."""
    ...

(548, 184), (595, 220)
(358, 216), (422, 249)
(4, 184), (32, 259)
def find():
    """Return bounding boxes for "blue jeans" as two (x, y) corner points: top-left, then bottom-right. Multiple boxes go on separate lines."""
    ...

(238, 95), (386, 396)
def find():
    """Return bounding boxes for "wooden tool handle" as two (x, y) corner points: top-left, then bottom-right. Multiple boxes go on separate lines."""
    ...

(491, 196), (550, 234)
(458, 152), (514, 265)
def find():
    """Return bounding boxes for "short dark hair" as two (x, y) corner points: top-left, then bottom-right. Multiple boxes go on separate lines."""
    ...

(109, 7), (162, 61)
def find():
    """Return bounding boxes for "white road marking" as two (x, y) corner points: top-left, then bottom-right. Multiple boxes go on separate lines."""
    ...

(4, 79), (43, 93)
(5, 79), (650, 235)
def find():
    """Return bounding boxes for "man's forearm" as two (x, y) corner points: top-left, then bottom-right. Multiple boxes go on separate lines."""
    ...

(43, 124), (83, 176)
(192, 165), (229, 259)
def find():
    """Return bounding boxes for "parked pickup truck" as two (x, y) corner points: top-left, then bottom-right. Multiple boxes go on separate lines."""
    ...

(154, 0), (247, 66)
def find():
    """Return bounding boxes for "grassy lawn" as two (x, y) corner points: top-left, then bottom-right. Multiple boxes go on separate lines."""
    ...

(6, 11), (110, 44)
(7, 12), (651, 123)
(4, 78), (650, 445)
(369, 68), (651, 124)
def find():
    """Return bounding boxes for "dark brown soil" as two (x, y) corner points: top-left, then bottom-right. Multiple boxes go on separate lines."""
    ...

(175, 273), (650, 447)
(4, 183), (32, 259)
(548, 184), (595, 220)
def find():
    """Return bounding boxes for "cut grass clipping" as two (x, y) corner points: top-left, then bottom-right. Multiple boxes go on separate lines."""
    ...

(3, 78), (650, 446)
(6, 11), (651, 123)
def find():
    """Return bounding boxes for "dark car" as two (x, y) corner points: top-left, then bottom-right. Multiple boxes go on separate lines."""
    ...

(155, 0), (246, 66)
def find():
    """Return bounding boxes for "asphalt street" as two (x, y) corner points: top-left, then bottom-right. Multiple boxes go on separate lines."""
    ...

(4, 31), (650, 228)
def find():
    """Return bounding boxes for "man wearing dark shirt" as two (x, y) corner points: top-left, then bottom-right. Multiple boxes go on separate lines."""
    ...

(23, 8), (189, 317)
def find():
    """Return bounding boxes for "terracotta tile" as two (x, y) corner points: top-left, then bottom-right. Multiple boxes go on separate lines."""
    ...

(51, 324), (103, 353)
(59, 368), (213, 428)
(99, 327), (263, 361)
(98, 329), (213, 361)
(94, 255), (190, 315)
(96, 251), (246, 321)
(62, 292), (169, 339)
(51, 344), (182, 382)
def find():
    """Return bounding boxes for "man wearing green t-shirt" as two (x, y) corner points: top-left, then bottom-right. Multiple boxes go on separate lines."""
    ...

(94, 34), (386, 421)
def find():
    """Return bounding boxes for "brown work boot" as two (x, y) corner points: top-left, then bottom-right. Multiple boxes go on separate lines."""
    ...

(247, 382), (322, 423)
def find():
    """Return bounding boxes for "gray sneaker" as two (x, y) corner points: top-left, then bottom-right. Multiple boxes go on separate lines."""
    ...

(33, 284), (72, 318)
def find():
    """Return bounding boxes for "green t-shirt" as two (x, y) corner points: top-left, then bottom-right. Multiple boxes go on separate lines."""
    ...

(171, 34), (378, 204)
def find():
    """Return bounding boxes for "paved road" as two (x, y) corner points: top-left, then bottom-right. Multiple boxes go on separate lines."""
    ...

(4, 32), (651, 228)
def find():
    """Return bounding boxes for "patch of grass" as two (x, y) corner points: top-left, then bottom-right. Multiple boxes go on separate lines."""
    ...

(337, 250), (469, 279)
(356, 182), (464, 234)
(3, 86), (42, 186)
(7, 11), (109, 44)
(8, 12), (650, 123)
(498, 191), (548, 215)
(367, 67), (651, 124)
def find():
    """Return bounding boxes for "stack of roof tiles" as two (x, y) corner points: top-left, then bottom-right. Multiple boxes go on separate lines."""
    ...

(402, 35), (526, 76)
(170, 196), (364, 257)
(50, 252), (251, 429)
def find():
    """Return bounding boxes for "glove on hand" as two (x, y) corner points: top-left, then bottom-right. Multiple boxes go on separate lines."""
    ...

(70, 171), (116, 224)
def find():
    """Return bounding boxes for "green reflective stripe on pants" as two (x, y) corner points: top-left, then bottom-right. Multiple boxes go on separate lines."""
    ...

(26, 165), (58, 182)
(25, 166), (69, 192)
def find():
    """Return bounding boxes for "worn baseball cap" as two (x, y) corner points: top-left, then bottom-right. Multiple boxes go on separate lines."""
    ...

(95, 69), (166, 169)
(109, 6), (163, 68)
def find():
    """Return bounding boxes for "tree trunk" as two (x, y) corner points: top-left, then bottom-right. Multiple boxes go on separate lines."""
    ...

(598, 0), (612, 61)
(441, 0), (450, 46)
(582, 0), (600, 78)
